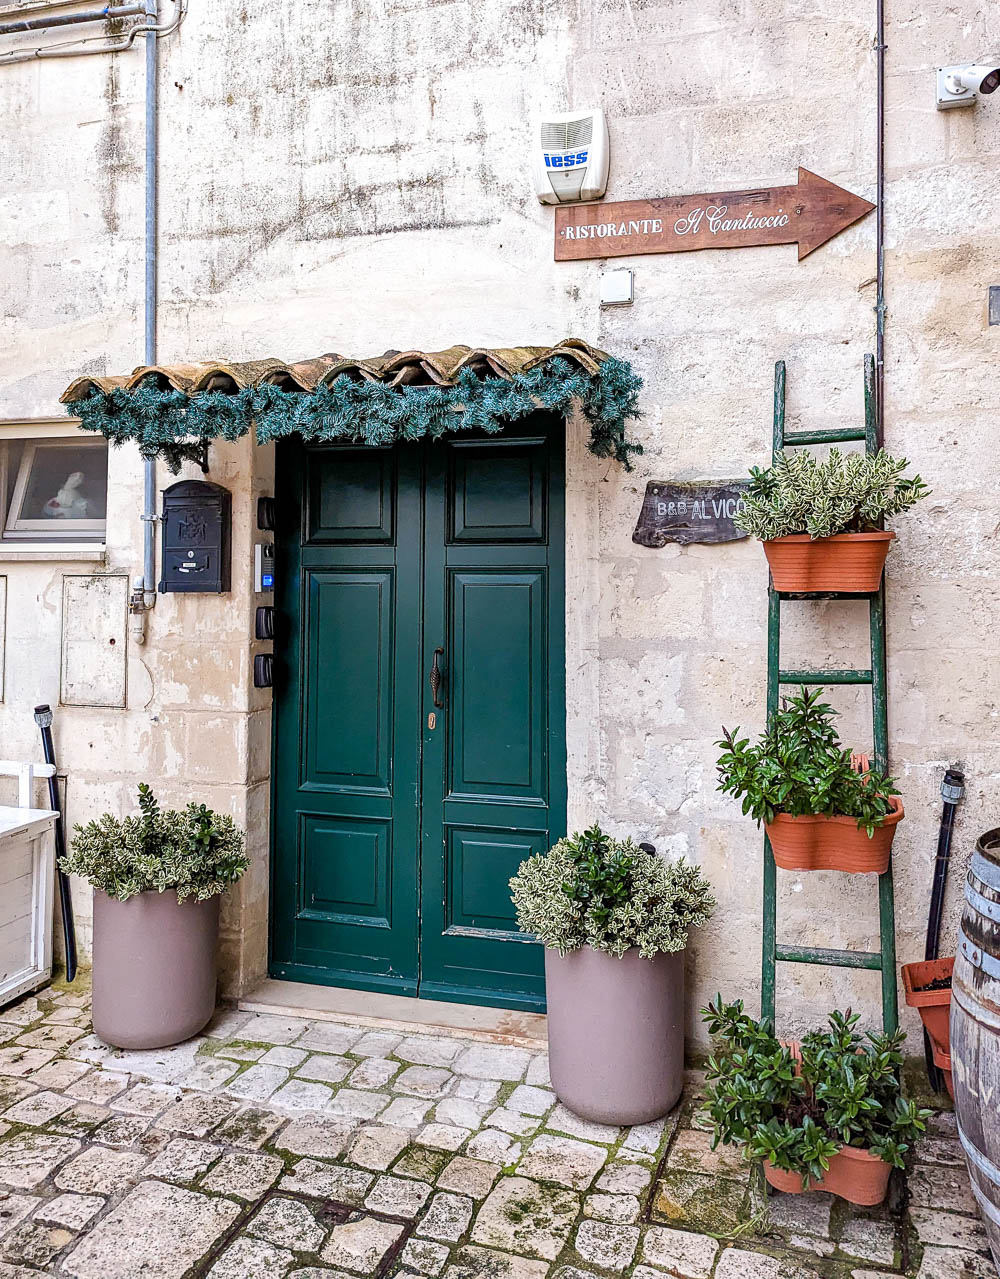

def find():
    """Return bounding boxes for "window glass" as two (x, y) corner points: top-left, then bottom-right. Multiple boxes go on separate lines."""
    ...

(1, 436), (109, 541)
(18, 443), (108, 522)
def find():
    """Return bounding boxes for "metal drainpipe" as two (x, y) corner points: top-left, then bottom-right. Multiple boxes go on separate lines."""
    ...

(874, 0), (886, 442)
(0, 4), (145, 36)
(141, 0), (158, 617)
(0, 0), (163, 626)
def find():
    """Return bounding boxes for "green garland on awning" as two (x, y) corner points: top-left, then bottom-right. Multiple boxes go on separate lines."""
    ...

(67, 358), (643, 472)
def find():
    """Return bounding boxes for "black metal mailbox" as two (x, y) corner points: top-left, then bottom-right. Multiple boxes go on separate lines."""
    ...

(158, 479), (232, 594)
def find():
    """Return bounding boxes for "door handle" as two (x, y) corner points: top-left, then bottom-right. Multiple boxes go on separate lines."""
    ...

(429, 647), (445, 708)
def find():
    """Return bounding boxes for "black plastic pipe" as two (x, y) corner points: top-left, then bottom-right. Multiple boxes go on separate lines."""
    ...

(923, 766), (964, 1089)
(926, 767), (965, 960)
(33, 705), (77, 983)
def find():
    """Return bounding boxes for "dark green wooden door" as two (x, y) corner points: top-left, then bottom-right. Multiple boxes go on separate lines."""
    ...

(270, 417), (565, 1011)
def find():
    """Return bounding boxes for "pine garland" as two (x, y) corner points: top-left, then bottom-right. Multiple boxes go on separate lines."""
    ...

(68, 358), (644, 472)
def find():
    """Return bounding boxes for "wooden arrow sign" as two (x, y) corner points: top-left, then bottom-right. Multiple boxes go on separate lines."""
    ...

(554, 168), (875, 262)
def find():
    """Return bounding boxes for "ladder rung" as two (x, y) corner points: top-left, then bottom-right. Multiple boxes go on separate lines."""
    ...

(778, 668), (873, 685)
(775, 944), (882, 971)
(781, 428), (868, 446)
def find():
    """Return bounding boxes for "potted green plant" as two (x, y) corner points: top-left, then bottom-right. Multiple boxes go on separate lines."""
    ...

(717, 686), (904, 872)
(61, 784), (248, 1050)
(736, 448), (928, 592)
(701, 998), (931, 1206)
(510, 825), (714, 1124)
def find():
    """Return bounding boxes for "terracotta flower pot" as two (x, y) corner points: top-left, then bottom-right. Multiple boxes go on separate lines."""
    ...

(544, 945), (684, 1126)
(762, 531), (895, 593)
(817, 1146), (893, 1205)
(92, 889), (220, 1050)
(766, 796), (904, 873)
(764, 1144), (892, 1206)
(902, 955), (954, 1096)
(931, 1044), (954, 1099)
(763, 1161), (812, 1195)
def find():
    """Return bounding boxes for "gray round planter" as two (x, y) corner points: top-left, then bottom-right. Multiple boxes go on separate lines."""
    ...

(545, 944), (685, 1125)
(92, 888), (220, 1050)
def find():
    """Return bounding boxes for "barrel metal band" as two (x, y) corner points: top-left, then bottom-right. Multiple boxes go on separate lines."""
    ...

(971, 850), (1000, 893)
(957, 1122), (1000, 1226)
(958, 927), (1000, 981)
(965, 880), (1000, 924)
(970, 1177), (1000, 1228)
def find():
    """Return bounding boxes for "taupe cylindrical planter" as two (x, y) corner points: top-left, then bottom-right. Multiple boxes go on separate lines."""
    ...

(92, 889), (220, 1050)
(545, 945), (685, 1125)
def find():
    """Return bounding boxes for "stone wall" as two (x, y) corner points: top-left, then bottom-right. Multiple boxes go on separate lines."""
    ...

(1, 0), (998, 1044)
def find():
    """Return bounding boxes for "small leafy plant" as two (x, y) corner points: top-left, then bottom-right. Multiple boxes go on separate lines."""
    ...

(716, 686), (899, 835)
(736, 448), (928, 541)
(62, 783), (248, 903)
(701, 997), (931, 1186)
(509, 824), (715, 958)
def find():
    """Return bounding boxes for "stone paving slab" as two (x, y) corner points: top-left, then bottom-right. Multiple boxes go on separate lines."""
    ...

(60, 1179), (241, 1278)
(0, 981), (992, 1278)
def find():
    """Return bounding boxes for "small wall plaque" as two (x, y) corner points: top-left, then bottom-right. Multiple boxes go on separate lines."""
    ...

(633, 480), (751, 548)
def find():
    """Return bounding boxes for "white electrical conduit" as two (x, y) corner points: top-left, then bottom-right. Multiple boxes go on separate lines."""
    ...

(0, 0), (108, 15)
(0, 4), (144, 35)
(0, 0), (183, 65)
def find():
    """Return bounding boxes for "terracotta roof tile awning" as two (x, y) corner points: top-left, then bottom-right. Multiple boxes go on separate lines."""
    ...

(59, 339), (643, 471)
(59, 340), (609, 403)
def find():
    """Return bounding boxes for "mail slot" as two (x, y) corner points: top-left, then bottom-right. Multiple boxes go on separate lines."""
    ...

(158, 479), (232, 594)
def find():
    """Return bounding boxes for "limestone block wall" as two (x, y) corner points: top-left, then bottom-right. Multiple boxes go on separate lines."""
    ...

(1, 0), (998, 1045)
(566, 0), (1000, 1038)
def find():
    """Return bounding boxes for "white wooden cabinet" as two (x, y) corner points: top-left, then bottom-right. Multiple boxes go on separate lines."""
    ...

(0, 806), (58, 1007)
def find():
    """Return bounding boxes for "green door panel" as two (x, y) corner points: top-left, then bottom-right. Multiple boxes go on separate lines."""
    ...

(270, 443), (420, 995)
(270, 418), (566, 1011)
(303, 571), (393, 790)
(307, 450), (395, 542)
(418, 423), (566, 1010)
(450, 442), (546, 541)
(444, 827), (549, 934)
(297, 815), (391, 924)
(449, 571), (546, 798)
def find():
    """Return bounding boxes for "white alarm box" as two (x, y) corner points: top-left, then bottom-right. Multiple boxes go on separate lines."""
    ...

(533, 109), (610, 204)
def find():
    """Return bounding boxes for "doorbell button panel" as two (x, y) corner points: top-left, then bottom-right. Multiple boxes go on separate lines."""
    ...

(254, 543), (275, 593)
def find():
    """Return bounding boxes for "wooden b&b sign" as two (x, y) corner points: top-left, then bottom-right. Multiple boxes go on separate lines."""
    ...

(633, 480), (751, 548)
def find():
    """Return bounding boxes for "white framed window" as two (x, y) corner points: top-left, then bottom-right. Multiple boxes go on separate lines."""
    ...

(0, 423), (108, 553)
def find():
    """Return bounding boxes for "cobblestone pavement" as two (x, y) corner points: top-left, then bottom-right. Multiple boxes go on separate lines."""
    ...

(0, 981), (993, 1279)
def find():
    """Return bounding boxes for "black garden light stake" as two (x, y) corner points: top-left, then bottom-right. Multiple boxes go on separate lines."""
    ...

(33, 704), (77, 982)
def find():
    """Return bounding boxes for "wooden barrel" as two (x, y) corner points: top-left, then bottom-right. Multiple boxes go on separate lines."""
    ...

(952, 826), (1000, 1271)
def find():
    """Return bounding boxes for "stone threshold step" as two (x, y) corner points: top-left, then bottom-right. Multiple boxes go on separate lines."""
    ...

(238, 978), (548, 1049)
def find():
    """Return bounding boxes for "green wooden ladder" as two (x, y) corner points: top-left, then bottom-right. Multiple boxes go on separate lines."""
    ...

(760, 354), (898, 1034)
